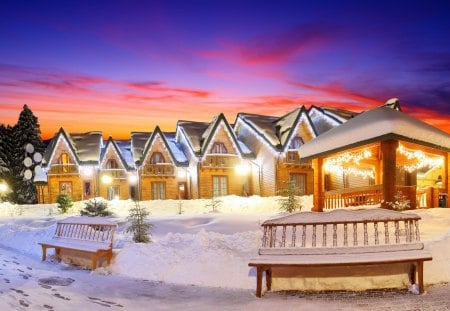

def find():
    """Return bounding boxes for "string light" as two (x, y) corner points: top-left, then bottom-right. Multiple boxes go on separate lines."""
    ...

(397, 144), (443, 172)
(324, 149), (374, 179)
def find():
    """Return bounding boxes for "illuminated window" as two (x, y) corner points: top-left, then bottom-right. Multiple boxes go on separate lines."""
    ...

(150, 152), (165, 164)
(106, 159), (118, 169)
(211, 142), (228, 154)
(59, 181), (72, 195)
(59, 153), (69, 172)
(290, 173), (306, 196)
(212, 176), (227, 197)
(152, 182), (165, 200)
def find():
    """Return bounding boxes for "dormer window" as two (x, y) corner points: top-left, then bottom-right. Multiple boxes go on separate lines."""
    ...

(106, 159), (118, 169)
(289, 136), (304, 150)
(211, 142), (228, 154)
(150, 152), (165, 164)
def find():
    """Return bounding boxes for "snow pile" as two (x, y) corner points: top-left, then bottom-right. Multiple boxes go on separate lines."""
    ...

(0, 196), (449, 292)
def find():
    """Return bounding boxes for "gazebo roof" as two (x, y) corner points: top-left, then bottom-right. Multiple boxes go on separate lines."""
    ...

(299, 106), (450, 159)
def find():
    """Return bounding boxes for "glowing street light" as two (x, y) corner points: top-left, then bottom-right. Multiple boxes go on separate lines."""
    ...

(235, 163), (251, 175)
(101, 175), (112, 184)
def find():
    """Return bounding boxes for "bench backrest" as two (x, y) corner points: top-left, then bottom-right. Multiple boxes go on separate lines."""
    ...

(259, 208), (423, 255)
(54, 217), (117, 247)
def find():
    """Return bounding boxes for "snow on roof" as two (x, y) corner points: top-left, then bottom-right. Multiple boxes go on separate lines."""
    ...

(275, 107), (302, 147)
(177, 120), (210, 153)
(299, 106), (450, 159)
(115, 140), (135, 168)
(308, 106), (342, 136)
(320, 106), (359, 122)
(238, 113), (280, 148)
(165, 133), (189, 164)
(33, 168), (47, 183)
(69, 132), (102, 163)
(131, 132), (151, 163)
(237, 139), (253, 155)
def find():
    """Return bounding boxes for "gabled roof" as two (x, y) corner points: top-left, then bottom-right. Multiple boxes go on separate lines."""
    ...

(177, 113), (254, 158)
(140, 126), (188, 166)
(43, 128), (102, 167)
(131, 132), (151, 164)
(100, 137), (133, 171)
(299, 106), (450, 159)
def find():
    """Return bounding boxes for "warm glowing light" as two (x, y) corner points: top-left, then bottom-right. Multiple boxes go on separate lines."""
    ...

(397, 144), (444, 173)
(235, 163), (251, 175)
(82, 167), (93, 177)
(177, 169), (187, 179)
(101, 175), (112, 184)
(128, 174), (138, 184)
(324, 149), (374, 179)
(0, 183), (8, 193)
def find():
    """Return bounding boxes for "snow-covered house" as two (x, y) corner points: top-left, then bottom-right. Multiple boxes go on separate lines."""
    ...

(131, 126), (189, 200)
(234, 105), (355, 196)
(39, 128), (103, 203)
(299, 106), (450, 210)
(99, 137), (136, 200)
(176, 113), (254, 199)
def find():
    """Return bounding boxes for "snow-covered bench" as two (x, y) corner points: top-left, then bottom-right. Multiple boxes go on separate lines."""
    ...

(248, 209), (432, 297)
(39, 217), (117, 270)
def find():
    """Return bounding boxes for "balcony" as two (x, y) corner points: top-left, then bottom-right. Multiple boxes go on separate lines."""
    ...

(48, 164), (79, 175)
(101, 169), (128, 179)
(142, 164), (175, 176)
(201, 155), (240, 168)
(284, 151), (311, 167)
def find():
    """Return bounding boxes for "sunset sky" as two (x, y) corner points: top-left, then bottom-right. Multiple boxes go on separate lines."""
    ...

(1, 1), (449, 139)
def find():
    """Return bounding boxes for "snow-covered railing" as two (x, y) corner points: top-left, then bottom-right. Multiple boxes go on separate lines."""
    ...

(48, 164), (79, 174)
(260, 209), (422, 252)
(142, 163), (175, 176)
(324, 185), (383, 209)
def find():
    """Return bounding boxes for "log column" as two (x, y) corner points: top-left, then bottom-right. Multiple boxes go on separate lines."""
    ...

(312, 158), (324, 212)
(381, 140), (398, 209)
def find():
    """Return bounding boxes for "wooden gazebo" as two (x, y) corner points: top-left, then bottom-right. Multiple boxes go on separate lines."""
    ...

(299, 107), (450, 212)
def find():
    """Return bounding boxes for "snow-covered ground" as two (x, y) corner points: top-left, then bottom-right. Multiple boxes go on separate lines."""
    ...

(0, 195), (449, 297)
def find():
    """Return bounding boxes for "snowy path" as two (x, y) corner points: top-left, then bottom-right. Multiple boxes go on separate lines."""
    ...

(1, 246), (449, 311)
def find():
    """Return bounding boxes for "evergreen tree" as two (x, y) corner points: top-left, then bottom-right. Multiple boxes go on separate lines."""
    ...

(0, 125), (10, 176)
(126, 200), (153, 243)
(277, 180), (302, 213)
(11, 105), (45, 203)
(80, 198), (110, 217)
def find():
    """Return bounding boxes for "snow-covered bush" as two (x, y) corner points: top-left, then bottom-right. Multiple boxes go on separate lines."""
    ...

(80, 198), (110, 217)
(56, 194), (73, 213)
(126, 200), (153, 243)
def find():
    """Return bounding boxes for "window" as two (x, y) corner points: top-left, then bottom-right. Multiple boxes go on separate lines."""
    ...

(288, 136), (304, 150)
(107, 185), (120, 200)
(150, 152), (165, 164)
(289, 173), (306, 196)
(106, 159), (119, 169)
(152, 182), (166, 200)
(212, 176), (228, 197)
(84, 181), (91, 196)
(59, 153), (69, 172)
(59, 181), (72, 195)
(211, 142), (228, 154)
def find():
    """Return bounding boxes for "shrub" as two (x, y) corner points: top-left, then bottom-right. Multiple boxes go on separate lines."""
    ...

(205, 196), (222, 212)
(126, 200), (153, 243)
(56, 194), (73, 213)
(80, 198), (110, 217)
(277, 180), (302, 213)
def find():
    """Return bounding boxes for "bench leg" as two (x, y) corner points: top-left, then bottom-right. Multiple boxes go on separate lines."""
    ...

(410, 264), (416, 285)
(256, 267), (263, 298)
(266, 268), (272, 291)
(41, 245), (47, 261)
(92, 253), (98, 270)
(417, 261), (424, 294)
(55, 248), (61, 261)
(106, 251), (112, 265)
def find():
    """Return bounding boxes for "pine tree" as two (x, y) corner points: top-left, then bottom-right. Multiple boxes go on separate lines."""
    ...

(0, 125), (10, 176)
(11, 105), (45, 203)
(277, 180), (302, 213)
(126, 200), (153, 243)
(80, 198), (110, 217)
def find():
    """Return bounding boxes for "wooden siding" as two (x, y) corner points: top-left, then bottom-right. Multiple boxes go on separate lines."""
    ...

(276, 162), (314, 195)
(48, 175), (83, 203)
(206, 124), (238, 154)
(140, 176), (179, 200)
(198, 167), (250, 198)
(98, 176), (131, 200)
(142, 135), (174, 166)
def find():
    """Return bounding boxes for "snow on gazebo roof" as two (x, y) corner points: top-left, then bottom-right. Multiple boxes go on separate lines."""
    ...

(299, 106), (450, 159)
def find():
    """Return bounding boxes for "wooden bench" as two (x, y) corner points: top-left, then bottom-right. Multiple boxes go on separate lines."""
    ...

(39, 217), (117, 270)
(248, 208), (432, 297)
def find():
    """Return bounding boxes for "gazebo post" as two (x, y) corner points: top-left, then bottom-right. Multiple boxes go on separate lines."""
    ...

(381, 140), (398, 208)
(312, 158), (324, 212)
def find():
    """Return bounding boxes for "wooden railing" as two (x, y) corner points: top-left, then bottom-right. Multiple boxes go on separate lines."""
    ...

(325, 185), (383, 209)
(201, 155), (239, 168)
(48, 164), (79, 174)
(142, 164), (175, 176)
(101, 169), (127, 179)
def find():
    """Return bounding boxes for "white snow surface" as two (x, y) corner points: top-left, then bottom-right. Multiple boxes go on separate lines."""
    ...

(300, 106), (450, 158)
(0, 196), (449, 293)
